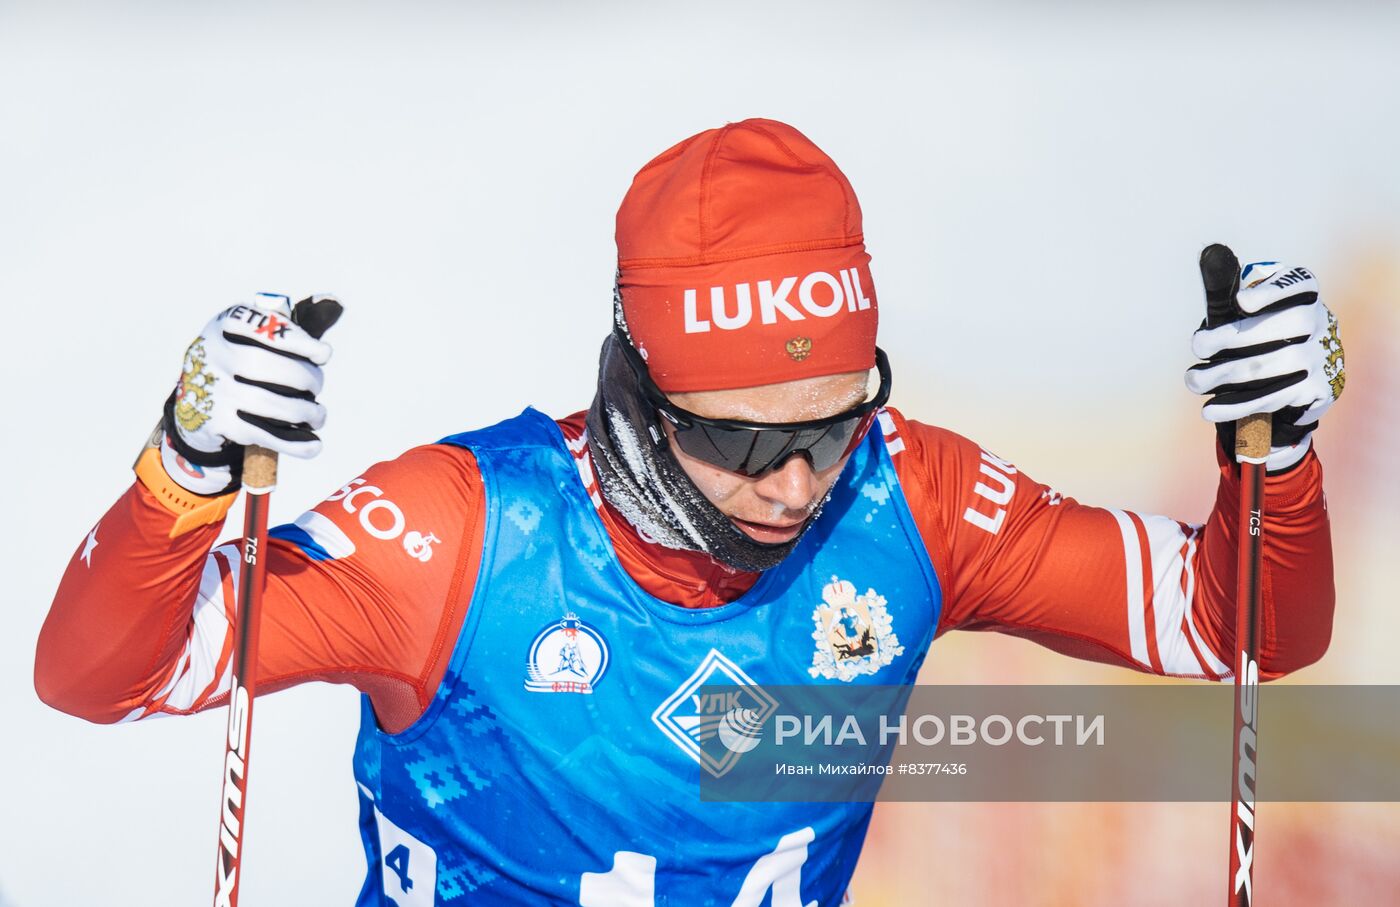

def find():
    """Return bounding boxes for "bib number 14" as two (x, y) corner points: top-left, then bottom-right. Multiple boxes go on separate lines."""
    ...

(370, 799), (822, 907)
(579, 827), (818, 907)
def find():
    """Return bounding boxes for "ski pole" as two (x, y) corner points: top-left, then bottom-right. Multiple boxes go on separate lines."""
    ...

(1199, 244), (1270, 907)
(213, 295), (342, 907)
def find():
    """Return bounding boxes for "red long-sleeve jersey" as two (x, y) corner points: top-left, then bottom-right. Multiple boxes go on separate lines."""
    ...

(35, 408), (1334, 734)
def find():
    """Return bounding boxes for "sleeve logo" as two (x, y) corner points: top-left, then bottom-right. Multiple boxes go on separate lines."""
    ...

(323, 478), (442, 565)
(962, 449), (1018, 535)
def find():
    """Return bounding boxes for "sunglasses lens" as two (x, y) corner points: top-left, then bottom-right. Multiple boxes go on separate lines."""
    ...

(742, 428), (805, 475)
(797, 420), (861, 472)
(669, 423), (749, 473)
(672, 413), (868, 476)
(649, 345), (889, 477)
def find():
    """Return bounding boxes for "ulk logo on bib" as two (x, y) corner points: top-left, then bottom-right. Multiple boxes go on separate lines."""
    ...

(651, 649), (778, 778)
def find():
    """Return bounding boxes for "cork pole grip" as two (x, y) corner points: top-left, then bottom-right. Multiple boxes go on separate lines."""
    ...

(1236, 412), (1272, 462)
(242, 444), (278, 494)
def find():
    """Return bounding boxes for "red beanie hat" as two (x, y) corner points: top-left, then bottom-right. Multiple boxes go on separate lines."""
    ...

(615, 119), (878, 393)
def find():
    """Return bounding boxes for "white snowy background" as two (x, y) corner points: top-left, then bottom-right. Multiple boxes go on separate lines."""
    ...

(2, 2), (1398, 905)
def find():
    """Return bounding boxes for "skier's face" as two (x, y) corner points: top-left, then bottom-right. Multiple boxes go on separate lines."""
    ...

(665, 371), (871, 545)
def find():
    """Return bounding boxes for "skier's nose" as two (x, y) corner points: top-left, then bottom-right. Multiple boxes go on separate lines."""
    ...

(753, 453), (819, 513)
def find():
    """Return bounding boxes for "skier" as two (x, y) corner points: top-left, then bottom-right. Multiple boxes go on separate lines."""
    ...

(36, 119), (1340, 904)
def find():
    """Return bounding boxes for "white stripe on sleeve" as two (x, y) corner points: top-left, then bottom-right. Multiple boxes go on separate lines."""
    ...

(1181, 532), (1232, 678)
(144, 544), (240, 715)
(1110, 509), (1229, 679)
(1139, 515), (1212, 676)
(1107, 509), (1151, 669)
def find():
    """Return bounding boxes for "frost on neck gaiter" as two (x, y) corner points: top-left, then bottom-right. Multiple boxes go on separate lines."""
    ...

(602, 404), (711, 553)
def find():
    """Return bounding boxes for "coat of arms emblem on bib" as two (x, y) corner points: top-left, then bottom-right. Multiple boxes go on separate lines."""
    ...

(808, 576), (903, 681)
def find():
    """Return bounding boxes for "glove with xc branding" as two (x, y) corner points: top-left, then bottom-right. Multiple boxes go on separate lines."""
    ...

(161, 293), (339, 495)
(1186, 261), (1345, 473)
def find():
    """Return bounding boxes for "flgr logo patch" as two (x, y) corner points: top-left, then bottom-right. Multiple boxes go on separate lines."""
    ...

(524, 612), (610, 694)
(652, 649), (778, 778)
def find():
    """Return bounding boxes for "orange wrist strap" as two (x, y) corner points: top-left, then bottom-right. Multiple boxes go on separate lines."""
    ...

(133, 441), (239, 538)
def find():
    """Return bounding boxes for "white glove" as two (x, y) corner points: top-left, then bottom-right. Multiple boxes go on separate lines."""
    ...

(1186, 263), (1345, 472)
(162, 293), (336, 494)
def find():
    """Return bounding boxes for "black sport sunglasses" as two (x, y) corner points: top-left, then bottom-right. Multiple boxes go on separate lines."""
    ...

(612, 329), (893, 477)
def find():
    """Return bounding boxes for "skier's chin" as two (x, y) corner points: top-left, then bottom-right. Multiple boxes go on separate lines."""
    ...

(728, 516), (806, 545)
